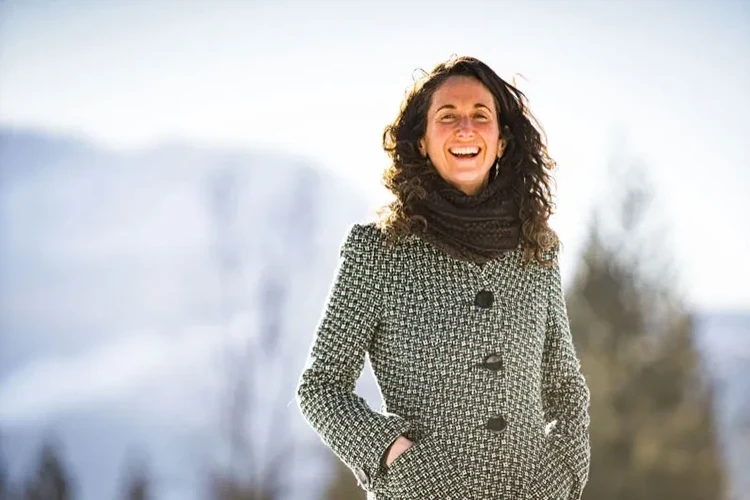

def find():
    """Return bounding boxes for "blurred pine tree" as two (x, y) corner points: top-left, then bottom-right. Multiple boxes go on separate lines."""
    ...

(567, 165), (726, 500)
(0, 443), (7, 500)
(23, 440), (75, 500)
(118, 453), (152, 500)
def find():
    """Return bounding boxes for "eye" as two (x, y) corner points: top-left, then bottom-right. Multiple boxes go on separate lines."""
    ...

(474, 113), (490, 120)
(440, 114), (455, 121)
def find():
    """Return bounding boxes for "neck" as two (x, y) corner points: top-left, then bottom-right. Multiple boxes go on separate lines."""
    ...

(444, 173), (491, 196)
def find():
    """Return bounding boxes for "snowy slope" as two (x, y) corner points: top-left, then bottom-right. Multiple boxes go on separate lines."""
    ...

(0, 128), (369, 500)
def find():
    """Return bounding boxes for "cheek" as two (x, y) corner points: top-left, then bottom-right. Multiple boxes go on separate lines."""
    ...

(481, 129), (501, 152)
(425, 127), (451, 151)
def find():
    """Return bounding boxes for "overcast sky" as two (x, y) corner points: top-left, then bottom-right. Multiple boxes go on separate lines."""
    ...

(1, 0), (748, 310)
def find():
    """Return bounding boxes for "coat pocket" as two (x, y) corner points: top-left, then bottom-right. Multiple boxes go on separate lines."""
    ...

(524, 436), (574, 500)
(382, 432), (473, 500)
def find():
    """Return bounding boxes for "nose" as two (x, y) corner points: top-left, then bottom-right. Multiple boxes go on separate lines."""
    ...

(456, 115), (474, 137)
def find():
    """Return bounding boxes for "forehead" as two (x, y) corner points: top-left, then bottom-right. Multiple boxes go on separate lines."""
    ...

(429, 76), (496, 110)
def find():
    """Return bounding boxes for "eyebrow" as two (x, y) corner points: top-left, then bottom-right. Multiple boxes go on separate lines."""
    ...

(435, 103), (493, 113)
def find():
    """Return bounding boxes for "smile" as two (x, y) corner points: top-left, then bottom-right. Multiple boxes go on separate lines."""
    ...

(449, 146), (481, 158)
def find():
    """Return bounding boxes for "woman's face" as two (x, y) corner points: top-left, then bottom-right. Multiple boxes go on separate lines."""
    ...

(419, 75), (504, 196)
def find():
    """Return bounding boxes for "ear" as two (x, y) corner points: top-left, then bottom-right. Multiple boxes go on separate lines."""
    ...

(418, 138), (426, 157)
(497, 137), (505, 158)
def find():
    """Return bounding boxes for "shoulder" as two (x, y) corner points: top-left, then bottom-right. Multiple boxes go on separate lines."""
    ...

(339, 222), (390, 260)
(541, 240), (562, 265)
(337, 222), (394, 291)
(342, 222), (384, 250)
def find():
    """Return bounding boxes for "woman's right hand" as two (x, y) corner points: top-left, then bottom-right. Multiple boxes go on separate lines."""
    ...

(385, 436), (414, 467)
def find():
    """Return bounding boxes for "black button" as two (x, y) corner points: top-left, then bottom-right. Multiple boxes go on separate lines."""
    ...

(486, 415), (507, 433)
(474, 290), (494, 308)
(482, 353), (503, 371)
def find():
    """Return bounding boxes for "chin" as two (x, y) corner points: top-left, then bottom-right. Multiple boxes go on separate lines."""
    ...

(447, 167), (491, 184)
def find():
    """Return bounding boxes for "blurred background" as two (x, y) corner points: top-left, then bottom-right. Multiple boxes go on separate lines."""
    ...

(0, 0), (748, 499)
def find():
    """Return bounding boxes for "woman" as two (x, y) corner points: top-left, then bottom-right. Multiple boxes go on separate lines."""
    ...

(296, 56), (590, 500)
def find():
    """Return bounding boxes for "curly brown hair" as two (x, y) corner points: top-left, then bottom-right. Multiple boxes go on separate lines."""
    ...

(377, 55), (560, 266)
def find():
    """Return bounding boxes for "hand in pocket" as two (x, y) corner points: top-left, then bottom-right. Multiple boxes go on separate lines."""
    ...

(383, 432), (472, 500)
(385, 436), (414, 468)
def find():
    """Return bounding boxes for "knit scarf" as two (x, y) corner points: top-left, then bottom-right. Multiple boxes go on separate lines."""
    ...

(410, 165), (521, 264)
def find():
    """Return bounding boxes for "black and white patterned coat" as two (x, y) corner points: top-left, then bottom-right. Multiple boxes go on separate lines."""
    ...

(296, 223), (591, 499)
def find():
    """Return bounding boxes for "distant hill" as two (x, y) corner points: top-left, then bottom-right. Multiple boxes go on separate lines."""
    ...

(0, 127), (368, 500)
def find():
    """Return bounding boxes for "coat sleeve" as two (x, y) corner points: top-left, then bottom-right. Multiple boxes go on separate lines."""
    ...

(536, 246), (591, 500)
(295, 224), (411, 492)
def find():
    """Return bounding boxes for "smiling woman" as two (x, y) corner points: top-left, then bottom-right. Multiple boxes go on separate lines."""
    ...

(296, 56), (591, 500)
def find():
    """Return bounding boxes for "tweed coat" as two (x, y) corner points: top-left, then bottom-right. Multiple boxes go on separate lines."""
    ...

(296, 223), (591, 499)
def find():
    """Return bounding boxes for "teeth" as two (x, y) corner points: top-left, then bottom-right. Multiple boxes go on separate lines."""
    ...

(450, 147), (479, 155)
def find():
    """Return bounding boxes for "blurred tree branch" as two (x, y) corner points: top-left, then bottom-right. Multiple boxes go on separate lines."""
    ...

(205, 164), (320, 499)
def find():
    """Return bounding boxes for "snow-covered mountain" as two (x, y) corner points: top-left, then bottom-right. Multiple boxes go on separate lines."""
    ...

(0, 127), (371, 499)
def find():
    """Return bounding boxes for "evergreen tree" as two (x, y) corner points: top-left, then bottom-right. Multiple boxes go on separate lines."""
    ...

(23, 441), (74, 500)
(118, 453), (152, 500)
(567, 166), (726, 499)
(0, 447), (8, 500)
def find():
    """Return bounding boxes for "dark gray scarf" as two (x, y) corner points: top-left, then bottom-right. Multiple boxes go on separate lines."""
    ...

(410, 165), (521, 264)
